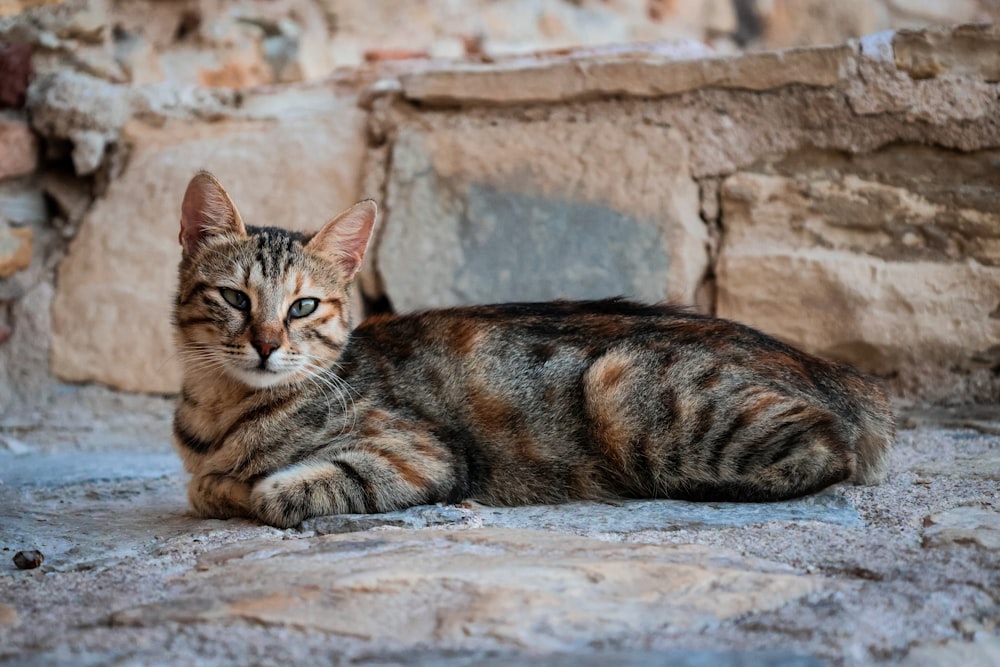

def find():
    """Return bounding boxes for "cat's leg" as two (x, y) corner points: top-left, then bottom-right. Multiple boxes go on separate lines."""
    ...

(188, 473), (253, 520)
(249, 429), (455, 528)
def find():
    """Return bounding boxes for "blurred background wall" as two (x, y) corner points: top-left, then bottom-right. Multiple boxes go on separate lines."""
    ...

(1, 0), (999, 412)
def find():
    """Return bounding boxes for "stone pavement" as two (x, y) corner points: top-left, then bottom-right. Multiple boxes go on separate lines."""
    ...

(0, 391), (998, 666)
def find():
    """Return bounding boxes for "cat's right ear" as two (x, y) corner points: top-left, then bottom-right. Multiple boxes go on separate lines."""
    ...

(179, 171), (247, 254)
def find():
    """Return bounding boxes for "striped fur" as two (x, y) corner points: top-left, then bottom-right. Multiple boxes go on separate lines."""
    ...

(173, 173), (895, 528)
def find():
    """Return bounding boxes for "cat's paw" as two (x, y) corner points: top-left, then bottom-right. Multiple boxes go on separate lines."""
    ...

(188, 474), (252, 520)
(250, 476), (309, 528)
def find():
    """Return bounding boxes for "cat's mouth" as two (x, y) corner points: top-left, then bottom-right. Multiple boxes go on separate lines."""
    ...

(228, 362), (296, 389)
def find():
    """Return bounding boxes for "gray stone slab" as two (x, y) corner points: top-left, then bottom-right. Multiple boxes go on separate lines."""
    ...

(0, 451), (180, 490)
(476, 494), (862, 532)
(370, 649), (828, 667)
(0, 451), (264, 573)
(304, 491), (861, 537)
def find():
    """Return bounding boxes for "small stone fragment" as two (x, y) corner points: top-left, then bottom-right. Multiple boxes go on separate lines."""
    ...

(12, 549), (44, 570)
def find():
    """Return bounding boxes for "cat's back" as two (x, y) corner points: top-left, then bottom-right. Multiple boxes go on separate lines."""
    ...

(343, 298), (893, 489)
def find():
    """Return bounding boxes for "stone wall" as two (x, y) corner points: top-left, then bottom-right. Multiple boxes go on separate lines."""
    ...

(360, 28), (1000, 404)
(4, 0), (1000, 89)
(1, 4), (999, 409)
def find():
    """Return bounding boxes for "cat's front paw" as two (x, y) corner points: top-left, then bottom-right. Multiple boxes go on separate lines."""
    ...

(188, 473), (252, 520)
(250, 476), (310, 528)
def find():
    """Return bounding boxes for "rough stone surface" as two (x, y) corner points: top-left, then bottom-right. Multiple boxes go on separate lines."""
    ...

(923, 506), (1000, 550)
(116, 529), (824, 648)
(0, 223), (31, 278)
(379, 118), (707, 311)
(27, 70), (130, 175)
(898, 635), (1000, 667)
(1, 405), (998, 666)
(0, 603), (17, 629)
(0, 116), (37, 179)
(893, 24), (1000, 80)
(0, 280), (53, 412)
(50, 86), (368, 393)
(400, 43), (854, 107)
(715, 150), (1000, 400)
(0, 42), (32, 109)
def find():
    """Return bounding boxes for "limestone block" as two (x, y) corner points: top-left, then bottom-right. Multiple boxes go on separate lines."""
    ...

(716, 154), (1000, 399)
(111, 528), (822, 649)
(0, 43), (33, 109)
(0, 603), (18, 629)
(51, 88), (367, 393)
(0, 223), (32, 278)
(922, 506), (1000, 550)
(899, 635), (1000, 667)
(399, 43), (852, 107)
(893, 24), (1000, 80)
(760, 0), (880, 49)
(379, 120), (707, 312)
(0, 117), (38, 179)
(27, 70), (130, 175)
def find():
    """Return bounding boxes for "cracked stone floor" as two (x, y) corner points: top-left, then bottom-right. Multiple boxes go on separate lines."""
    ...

(0, 386), (998, 666)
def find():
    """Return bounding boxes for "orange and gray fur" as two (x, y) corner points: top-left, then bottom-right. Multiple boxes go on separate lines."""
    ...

(173, 172), (895, 528)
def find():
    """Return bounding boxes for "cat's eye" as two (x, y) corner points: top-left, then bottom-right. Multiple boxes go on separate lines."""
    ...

(289, 298), (318, 319)
(219, 288), (250, 311)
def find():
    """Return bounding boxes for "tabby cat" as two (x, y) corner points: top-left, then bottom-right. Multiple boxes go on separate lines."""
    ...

(172, 172), (894, 528)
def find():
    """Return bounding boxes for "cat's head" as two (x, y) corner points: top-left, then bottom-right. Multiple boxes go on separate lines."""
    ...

(173, 171), (376, 390)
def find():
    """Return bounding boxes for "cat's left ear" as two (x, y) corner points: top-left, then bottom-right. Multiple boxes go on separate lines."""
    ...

(179, 171), (247, 254)
(306, 200), (378, 280)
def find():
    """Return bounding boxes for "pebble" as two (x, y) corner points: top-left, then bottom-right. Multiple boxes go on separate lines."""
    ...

(12, 550), (44, 570)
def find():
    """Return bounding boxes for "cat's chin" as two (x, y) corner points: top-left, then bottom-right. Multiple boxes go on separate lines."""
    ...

(226, 366), (297, 390)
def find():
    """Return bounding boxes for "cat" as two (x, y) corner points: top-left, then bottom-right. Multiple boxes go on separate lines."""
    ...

(172, 171), (895, 528)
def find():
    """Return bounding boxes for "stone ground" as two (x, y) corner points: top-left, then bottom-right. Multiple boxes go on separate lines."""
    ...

(0, 387), (998, 666)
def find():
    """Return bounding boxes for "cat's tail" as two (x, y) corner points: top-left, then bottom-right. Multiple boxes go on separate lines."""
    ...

(847, 378), (895, 486)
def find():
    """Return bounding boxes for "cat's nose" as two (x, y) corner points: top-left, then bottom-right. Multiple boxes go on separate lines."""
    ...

(252, 338), (280, 359)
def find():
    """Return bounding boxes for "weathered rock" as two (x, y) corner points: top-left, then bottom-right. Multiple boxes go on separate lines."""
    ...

(759, 0), (878, 49)
(716, 149), (1000, 400)
(399, 43), (853, 107)
(922, 506), (1000, 550)
(39, 171), (91, 235)
(899, 635), (1000, 667)
(0, 602), (18, 628)
(0, 116), (38, 178)
(379, 119), (707, 311)
(51, 87), (368, 393)
(893, 24), (1000, 80)
(0, 178), (47, 226)
(0, 281), (53, 411)
(0, 222), (32, 278)
(304, 504), (482, 534)
(27, 70), (129, 175)
(0, 43), (33, 109)
(474, 494), (862, 532)
(0, 449), (215, 571)
(112, 528), (823, 650)
(304, 492), (861, 537)
(913, 453), (1000, 481)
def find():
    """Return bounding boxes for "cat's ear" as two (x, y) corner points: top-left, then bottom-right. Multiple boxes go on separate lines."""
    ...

(179, 171), (247, 254)
(306, 200), (377, 280)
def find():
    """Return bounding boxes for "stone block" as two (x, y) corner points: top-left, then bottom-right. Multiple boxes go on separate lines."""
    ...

(0, 223), (32, 278)
(716, 149), (1000, 400)
(51, 87), (367, 393)
(111, 528), (822, 649)
(379, 119), (707, 312)
(922, 506), (1000, 550)
(399, 43), (853, 107)
(0, 117), (38, 179)
(893, 24), (1000, 80)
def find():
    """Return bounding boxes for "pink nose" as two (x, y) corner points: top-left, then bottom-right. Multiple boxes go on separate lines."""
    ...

(253, 339), (280, 359)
